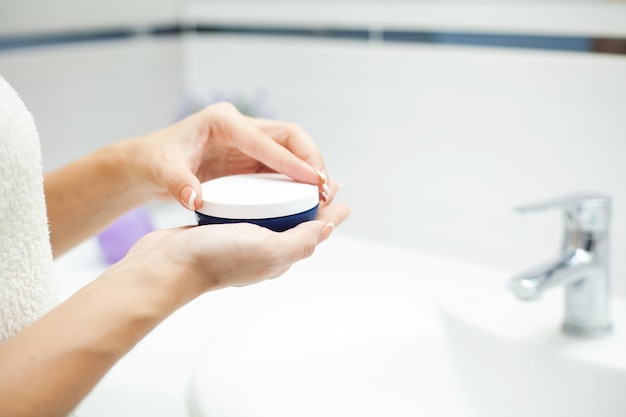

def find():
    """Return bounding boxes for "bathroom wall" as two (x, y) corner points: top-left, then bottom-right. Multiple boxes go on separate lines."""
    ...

(0, 38), (183, 171)
(0, 0), (184, 171)
(0, 0), (181, 36)
(181, 3), (626, 294)
(1, 1), (625, 297)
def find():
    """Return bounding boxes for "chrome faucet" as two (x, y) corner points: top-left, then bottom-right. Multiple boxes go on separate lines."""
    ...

(507, 194), (612, 338)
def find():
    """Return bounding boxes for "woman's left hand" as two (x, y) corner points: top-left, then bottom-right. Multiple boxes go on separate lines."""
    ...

(125, 102), (334, 211)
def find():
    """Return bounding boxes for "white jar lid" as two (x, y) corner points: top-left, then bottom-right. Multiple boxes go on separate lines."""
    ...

(197, 173), (319, 219)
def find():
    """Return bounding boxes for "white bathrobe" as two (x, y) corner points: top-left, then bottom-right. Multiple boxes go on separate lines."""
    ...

(0, 75), (57, 345)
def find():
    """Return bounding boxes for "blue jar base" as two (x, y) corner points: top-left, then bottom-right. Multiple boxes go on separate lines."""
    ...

(195, 205), (319, 232)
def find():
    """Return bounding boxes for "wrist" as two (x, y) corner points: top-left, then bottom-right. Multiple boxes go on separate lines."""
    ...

(44, 139), (155, 256)
(95, 258), (186, 338)
(99, 139), (155, 205)
(111, 239), (206, 313)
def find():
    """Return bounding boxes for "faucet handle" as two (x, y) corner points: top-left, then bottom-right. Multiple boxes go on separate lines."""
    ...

(515, 193), (609, 213)
(515, 193), (610, 232)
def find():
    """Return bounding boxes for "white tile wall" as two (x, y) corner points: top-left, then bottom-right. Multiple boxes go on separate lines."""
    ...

(183, 2), (626, 37)
(0, 38), (183, 171)
(183, 34), (626, 294)
(2, 10), (624, 296)
(0, 0), (182, 36)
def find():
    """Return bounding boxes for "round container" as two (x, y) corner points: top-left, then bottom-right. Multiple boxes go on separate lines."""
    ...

(195, 173), (319, 232)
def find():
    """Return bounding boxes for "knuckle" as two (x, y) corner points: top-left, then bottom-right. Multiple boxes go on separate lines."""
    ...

(214, 101), (237, 111)
(301, 234), (317, 259)
(285, 122), (304, 137)
(208, 101), (238, 118)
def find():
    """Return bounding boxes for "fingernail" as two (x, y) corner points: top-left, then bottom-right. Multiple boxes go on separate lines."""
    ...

(316, 170), (330, 203)
(315, 168), (327, 184)
(183, 187), (197, 210)
(320, 184), (330, 202)
(321, 222), (334, 241)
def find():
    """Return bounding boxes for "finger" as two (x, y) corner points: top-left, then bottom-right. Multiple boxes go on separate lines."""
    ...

(207, 104), (320, 185)
(276, 220), (333, 264)
(320, 178), (340, 206)
(276, 202), (351, 264)
(247, 118), (335, 204)
(248, 118), (333, 202)
(315, 201), (351, 228)
(248, 117), (326, 173)
(164, 165), (203, 211)
(248, 117), (334, 203)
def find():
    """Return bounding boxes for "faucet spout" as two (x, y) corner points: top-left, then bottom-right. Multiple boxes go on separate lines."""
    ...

(509, 194), (612, 338)
(508, 249), (594, 301)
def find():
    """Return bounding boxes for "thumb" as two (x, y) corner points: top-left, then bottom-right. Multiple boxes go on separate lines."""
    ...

(167, 167), (202, 211)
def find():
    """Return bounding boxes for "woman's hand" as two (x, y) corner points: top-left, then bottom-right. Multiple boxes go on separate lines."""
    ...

(26, 101), (350, 417)
(121, 201), (351, 306)
(0, 190), (349, 417)
(125, 102), (334, 211)
(45, 102), (341, 257)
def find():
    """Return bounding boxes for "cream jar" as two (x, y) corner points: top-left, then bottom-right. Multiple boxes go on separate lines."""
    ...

(195, 173), (319, 232)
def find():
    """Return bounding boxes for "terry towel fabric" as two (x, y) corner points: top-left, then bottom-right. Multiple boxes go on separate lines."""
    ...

(0, 75), (57, 345)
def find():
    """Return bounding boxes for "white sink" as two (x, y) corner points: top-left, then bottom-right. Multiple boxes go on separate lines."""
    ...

(439, 287), (626, 417)
(186, 236), (470, 417)
(188, 292), (460, 417)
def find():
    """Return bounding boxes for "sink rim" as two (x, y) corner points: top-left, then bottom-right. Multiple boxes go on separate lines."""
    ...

(437, 287), (626, 371)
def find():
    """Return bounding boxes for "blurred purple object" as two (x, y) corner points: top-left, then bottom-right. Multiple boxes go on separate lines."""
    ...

(97, 206), (154, 264)
(176, 90), (274, 121)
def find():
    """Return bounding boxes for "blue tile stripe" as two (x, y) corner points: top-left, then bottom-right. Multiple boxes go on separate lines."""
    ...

(0, 29), (137, 50)
(0, 24), (623, 55)
(383, 31), (592, 52)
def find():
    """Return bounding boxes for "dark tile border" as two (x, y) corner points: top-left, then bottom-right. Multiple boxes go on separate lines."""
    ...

(1, 24), (624, 55)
